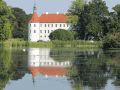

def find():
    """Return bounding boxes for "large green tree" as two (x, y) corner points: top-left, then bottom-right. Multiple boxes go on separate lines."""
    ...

(102, 4), (120, 49)
(0, 0), (14, 41)
(68, 0), (109, 40)
(68, 0), (84, 39)
(12, 8), (28, 39)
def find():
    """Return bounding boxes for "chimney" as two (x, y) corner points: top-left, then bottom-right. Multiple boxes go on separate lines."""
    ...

(46, 12), (48, 15)
(56, 12), (59, 15)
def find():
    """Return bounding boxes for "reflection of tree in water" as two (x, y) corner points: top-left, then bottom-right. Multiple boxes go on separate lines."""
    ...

(0, 48), (28, 90)
(69, 50), (120, 90)
(50, 48), (98, 62)
(0, 47), (13, 90)
(107, 50), (120, 86)
(11, 49), (28, 80)
(50, 48), (76, 61)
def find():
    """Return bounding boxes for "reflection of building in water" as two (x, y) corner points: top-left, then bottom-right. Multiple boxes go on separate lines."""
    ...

(28, 48), (71, 77)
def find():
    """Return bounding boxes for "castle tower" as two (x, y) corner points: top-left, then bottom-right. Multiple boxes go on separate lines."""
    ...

(28, 3), (40, 42)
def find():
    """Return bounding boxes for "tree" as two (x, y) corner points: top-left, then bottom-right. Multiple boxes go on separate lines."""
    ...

(86, 0), (109, 40)
(68, 0), (109, 40)
(68, 0), (84, 39)
(49, 29), (74, 40)
(113, 4), (120, 16)
(103, 33), (120, 49)
(111, 4), (120, 32)
(0, 0), (14, 41)
(12, 8), (28, 39)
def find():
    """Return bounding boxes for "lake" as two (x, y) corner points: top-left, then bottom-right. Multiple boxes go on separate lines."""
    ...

(0, 48), (120, 90)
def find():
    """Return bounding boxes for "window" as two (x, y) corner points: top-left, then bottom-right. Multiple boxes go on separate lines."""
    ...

(34, 24), (36, 27)
(64, 24), (65, 27)
(48, 24), (49, 27)
(45, 36), (46, 37)
(51, 24), (53, 27)
(60, 24), (62, 27)
(34, 30), (36, 33)
(56, 24), (57, 27)
(40, 24), (42, 27)
(45, 24), (47, 27)
(40, 30), (42, 33)
(29, 24), (31, 27)
(45, 30), (46, 33)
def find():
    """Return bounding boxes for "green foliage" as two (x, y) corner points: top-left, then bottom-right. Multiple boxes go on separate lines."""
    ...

(0, 0), (14, 40)
(0, 47), (13, 90)
(49, 29), (74, 41)
(102, 4), (120, 49)
(0, 39), (28, 48)
(103, 33), (120, 49)
(12, 8), (28, 40)
(113, 4), (120, 16)
(68, 0), (109, 40)
(68, 0), (84, 15)
(28, 40), (102, 48)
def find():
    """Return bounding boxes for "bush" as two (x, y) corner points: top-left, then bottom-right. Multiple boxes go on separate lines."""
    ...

(103, 33), (120, 49)
(49, 29), (74, 41)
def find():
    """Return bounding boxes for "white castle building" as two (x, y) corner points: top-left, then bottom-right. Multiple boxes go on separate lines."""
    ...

(28, 5), (71, 42)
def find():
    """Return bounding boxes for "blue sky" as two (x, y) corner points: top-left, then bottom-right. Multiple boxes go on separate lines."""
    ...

(4, 0), (120, 14)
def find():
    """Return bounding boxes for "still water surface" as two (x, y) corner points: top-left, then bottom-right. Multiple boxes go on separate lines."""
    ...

(0, 48), (120, 90)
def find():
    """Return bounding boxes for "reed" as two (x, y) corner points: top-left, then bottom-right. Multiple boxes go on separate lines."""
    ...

(0, 39), (102, 49)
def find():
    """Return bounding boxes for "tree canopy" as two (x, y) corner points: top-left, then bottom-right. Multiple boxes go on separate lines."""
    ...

(68, 0), (109, 40)
(68, 0), (120, 48)
(49, 29), (74, 41)
(0, 0), (14, 40)
(12, 8), (29, 40)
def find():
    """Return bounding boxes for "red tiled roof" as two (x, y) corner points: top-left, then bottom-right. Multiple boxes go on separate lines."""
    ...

(29, 12), (39, 23)
(39, 14), (67, 23)
(29, 13), (68, 23)
(29, 67), (67, 77)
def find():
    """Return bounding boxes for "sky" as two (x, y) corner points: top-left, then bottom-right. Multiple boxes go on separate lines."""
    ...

(4, 0), (120, 14)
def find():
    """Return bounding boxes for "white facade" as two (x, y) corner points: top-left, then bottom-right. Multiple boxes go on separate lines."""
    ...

(28, 48), (71, 67)
(28, 22), (71, 42)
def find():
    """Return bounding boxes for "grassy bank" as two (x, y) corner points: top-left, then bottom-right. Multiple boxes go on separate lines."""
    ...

(0, 39), (103, 49)
(0, 39), (28, 48)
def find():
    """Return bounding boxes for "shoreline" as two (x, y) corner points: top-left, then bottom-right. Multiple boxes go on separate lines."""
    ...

(0, 39), (102, 49)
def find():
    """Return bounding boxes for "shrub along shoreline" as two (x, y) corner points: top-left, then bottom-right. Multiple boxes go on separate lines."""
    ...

(0, 39), (102, 49)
